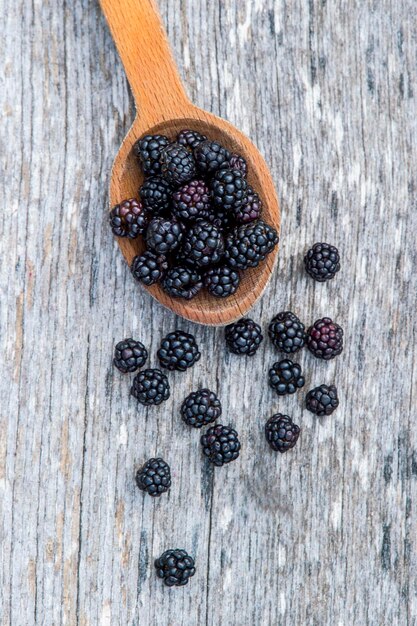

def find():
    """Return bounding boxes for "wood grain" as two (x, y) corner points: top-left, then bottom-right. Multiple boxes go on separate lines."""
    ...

(1, 0), (416, 625)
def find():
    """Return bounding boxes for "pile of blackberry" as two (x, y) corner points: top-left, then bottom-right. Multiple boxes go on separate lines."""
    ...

(110, 130), (279, 299)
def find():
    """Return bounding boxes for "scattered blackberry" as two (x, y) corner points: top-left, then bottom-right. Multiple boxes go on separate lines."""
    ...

(225, 318), (263, 356)
(131, 368), (170, 406)
(181, 389), (222, 428)
(133, 134), (169, 176)
(155, 549), (196, 587)
(200, 424), (241, 466)
(139, 176), (172, 214)
(211, 167), (248, 213)
(265, 414), (300, 453)
(172, 179), (211, 222)
(304, 242), (341, 282)
(113, 338), (148, 373)
(225, 220), (279, 270)
(268, 311), (306, 354)
(307, 317), (344, 360)
(204, 265), (240, 298)
(162, 266), (203, 300)
(268, 359), (305, 396)
(228, 153), (247, 175)
(131, 251), (168, 286)
(177, 129), (207, 150)
(146, 217), (183, 255)
(306, 384), (339, 416)
(157, 331), (201, 371)
(234, 186), (262, 224)
(182, 219), (225, 267)
(194, 140), (231, 175)
(135, 458), (171, 497)
(160, 142), (196, 185)
(109, 199), (148, 238)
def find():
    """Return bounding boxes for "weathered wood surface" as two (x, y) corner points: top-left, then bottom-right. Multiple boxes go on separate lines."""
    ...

(1, 0), (416, 624)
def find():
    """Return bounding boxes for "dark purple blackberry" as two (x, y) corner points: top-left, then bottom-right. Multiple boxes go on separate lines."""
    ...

(225, 220), (279, 270)
(155, 549), (196, 587)
(181, 389), (222, 428)
(182, 219), (224, 267)
(234, 186), (262, 224)
(204, 265), (240, 298)
(131, 252), (168, 286)
(200, 424), (241, 466)
(194, 140), (231, 175)
(172, 179), (211, 221)
(268, 359), (305, 396)
(198, 207), (235, 232)
(177, 129), (207, 150)
(160, 142), (196, 185)
(145, 217), (183, 255)
(157, 331), (201, 372)
(131, 368), (170, 406)
(304, 242), (341, 282)
(113, 338), (148, 373)
(133, 134), (169, 176)
(109, 199), (148, 238)
(139, 176), (172, 214)
(225, 318), (263, 356)
(268, 311), (306, 354)
(307, 317), (344, 360)
(135, 458), (171, 497)
(265, 414), (300, 453)
(228, 153), (247, 175)
(211, 167), (248, 213)
(306, 384), (339, 416)
(162, 266), (203, 300)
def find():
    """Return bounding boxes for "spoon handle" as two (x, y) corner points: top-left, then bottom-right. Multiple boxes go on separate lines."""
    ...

(99, 0), (190, 122)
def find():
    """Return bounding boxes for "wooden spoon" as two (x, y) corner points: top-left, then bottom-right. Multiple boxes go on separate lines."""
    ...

(99, 0), (280, 326)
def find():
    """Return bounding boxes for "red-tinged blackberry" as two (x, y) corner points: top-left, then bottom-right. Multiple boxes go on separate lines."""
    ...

(307, 317), (344, 360)
(139, 176), (172, 214)
(160, 142), (197, 186)
(131, 252), (168, 286)
(306, 384), (339, 416)
(155, 549), (196, 587)
(225, 220), (279, 270)
(194, 140), (231, 175)
(146, 217), (183, 255)
(200, 424), (241, 466)
(269, 359), (305, 396)
(133, 134), (170, 176)
(131, 368), (170, 406)
(204, 265), (240, 298)
(211, 167), (248, 213)
(228, 153), (247, 175)
(157, 331), (201, 372)
(304, 242), (341, 282)
(172, 179), (211, 222)
(162, 266), (203, 300)
(177, 129), (207, 150)
(135, 458), (171, 497)
(181, 389), (222, 428)
(225, 318), (263, 356)
(113, 338), (148, 373)
(268, 311), (306, 354)
(265, 414), (300, 453)
(182, 219), (225, 268)
(234, 186), (262, 224)
(109, 199), (148, 238)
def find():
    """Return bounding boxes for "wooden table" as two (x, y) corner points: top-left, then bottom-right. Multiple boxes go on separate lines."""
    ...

(2, 1), (416, 624)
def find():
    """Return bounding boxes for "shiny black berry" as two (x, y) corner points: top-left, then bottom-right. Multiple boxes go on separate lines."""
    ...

(157, 331), (201, 372)
(131, 251), (168, 286)
(268, 311), (306, 354)
(139, 176), (172, 214)
(204, 265), (240, 298)
(306, 384), (339, 416)
(211, 167), (248, 213)
(233, 186), (262, 224)
(133, 134), (170, 176)
(228, 153), (247, 175)
(181, 389), (222, 428)
(131, 368), (170, 406)
(172, 179), (211, 222)
(162, 266), (203, 300)
(268, 359), (305, 395)
(177, 129), (207, 150)
(113, 338), (148, 373)
(109, 199), (148, 238)
(200, 424), (241, 466)
(136, 458), (171, 497)
(265, 414), (300, 453)
(225, 220), (279, 270)
(160, 142), (197, 185)
(307, 317), (344, 360)
(225, 318), (263, 356)
(194, 140), (231, 175)
(155, 549), (196, 587)
(182, 219), (225, 268)
(146, 217), (183, 255)
(304, 242), (341, 282)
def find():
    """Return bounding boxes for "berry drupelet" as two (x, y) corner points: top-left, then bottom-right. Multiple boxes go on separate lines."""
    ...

(139, 176), (172, 214)
(146, 217), (183, 255)
(211, 167), (248, 213)
(268, 359), (305, 396)
(131, 251), (168, 286)
(181, 389), (222, 428)
(225, 318), (263, 356)
(155, 549), (196, 587)
(133, 134), (170, 176)
(268, 311), (306, 354)
(182, 219), (225, 267)
(307, 317), (344, 360)
(233, 186), (262, 224)
(172, 179), (211, 222)
(160, 142), (196, 185)
(131, 368), (170, 406)
(157, 331), (201, 371)
(200, 424), (241, 466)
(225, 220), (279, 270)
(162, 266), (203, 300)
(136, 458), (171, 497)
(204, 265), (240, 298)
(177, 129), (207, 150)
(306, 384), (339, 416)
(194, 140), (231, 175)
(265, 414), (300, 453)
(113, 338), (148, 373)
(304, 242), (341, 282)
(109, 199), (148, 238)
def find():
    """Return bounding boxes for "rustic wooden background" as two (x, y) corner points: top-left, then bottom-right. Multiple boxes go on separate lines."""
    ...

(2, 0), (416, 624)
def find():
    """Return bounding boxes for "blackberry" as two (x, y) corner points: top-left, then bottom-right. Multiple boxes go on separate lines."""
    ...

(135, 458), (171, 497)
(204, 265), (240, 298)
(177, 129), (207, 150)
(268, 311), (306, 354)
(228, 153), (247, 175)
(113, 338), (148, 373)
(139, 176), (172, 214)
(133, 134), (169, 176)
(265, 414), (300, 453)
(157, 331), (201, 372)
(182, 220), (224, 268)
(181, 389), (222, 428)
(194, 140), (231, 175)
(225, 318), (263, 356)
(304, 242), (341, 282)
(198, 207), (235, 232)
(155, 549), (196, 587)
(162, 266), (203, 300)
(131, 368), (170, 406)
(146, 217), (183, 255)
(234, 186), (262, 224)
(211, 167), (248, 213)
(225, 220), (279, 270)
(268, 359), (305, 395)
(109, 199), (148, 238)
(306, 384), (339, 416)
(307, 317), (344, 360)
(160, 142), (196, 185)
(131, 251), (168, 286)
(200, 424), (241, 466)
(172, 179), (211, 222)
